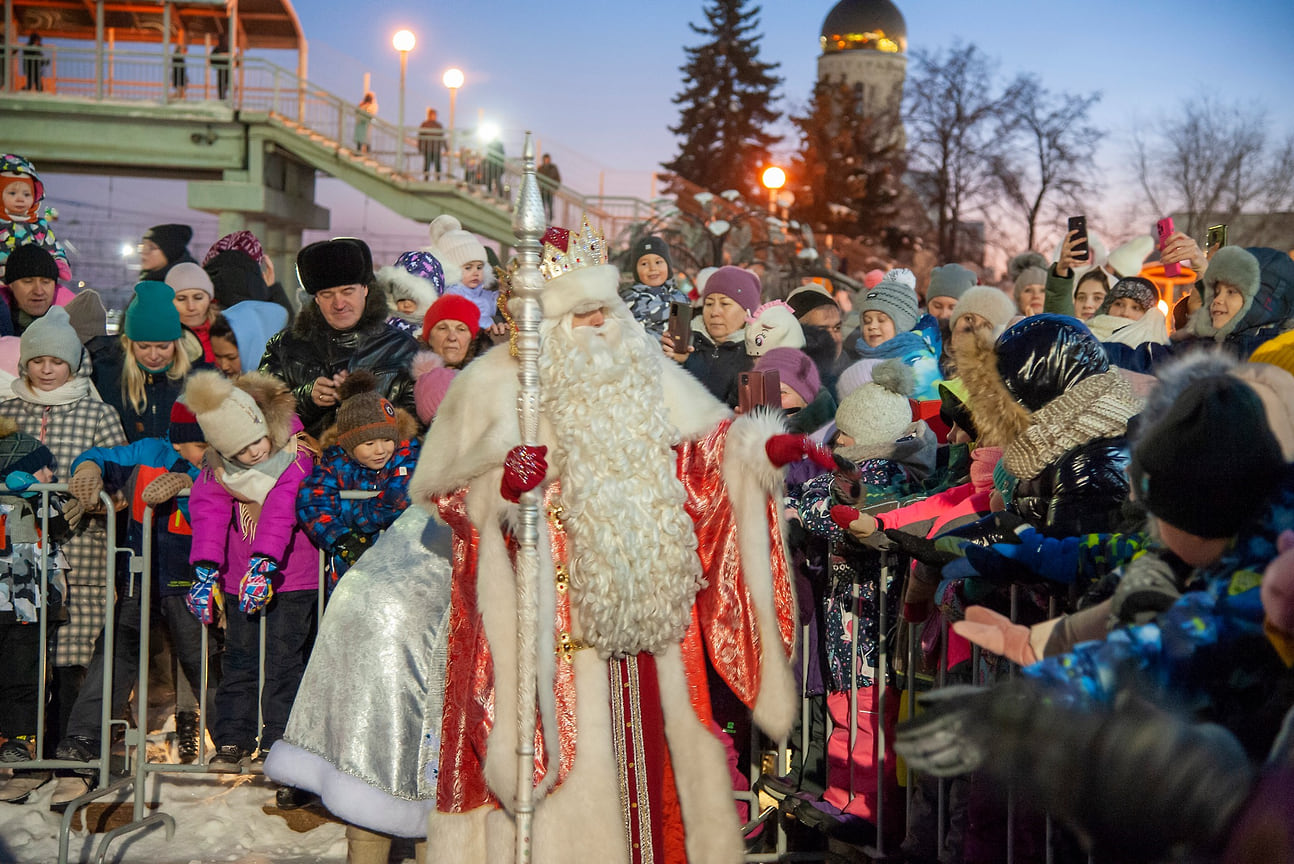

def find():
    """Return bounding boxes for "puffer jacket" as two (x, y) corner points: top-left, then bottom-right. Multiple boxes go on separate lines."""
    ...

(682, 318), (751, 408)
(90, 344), (193, 442)
(258, 283), (418, 438)
(956, 315), (1134, 544)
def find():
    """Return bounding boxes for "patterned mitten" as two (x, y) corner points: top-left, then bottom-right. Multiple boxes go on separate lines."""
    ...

(187, 562), (220, 625)
(239, 555), (277, 613)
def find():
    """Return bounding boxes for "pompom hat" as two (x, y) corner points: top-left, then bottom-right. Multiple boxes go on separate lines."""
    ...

(428, 214), (488, 274)
(333, 370), (400, 456)
(834, 359), (916, 447)
(181, 370), (269, 459)
(858, 268), (919, 334)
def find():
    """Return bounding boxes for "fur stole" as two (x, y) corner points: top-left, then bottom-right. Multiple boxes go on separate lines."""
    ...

(1004, 371), (1141, 480)
(410, 343), (730, 503)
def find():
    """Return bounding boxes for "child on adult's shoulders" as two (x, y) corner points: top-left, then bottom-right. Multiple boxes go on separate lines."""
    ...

(621, 235), (688, 340)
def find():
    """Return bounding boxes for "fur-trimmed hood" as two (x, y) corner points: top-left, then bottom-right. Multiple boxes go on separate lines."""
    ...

(1187, 245), (1262, 342)
(290, 279), (392, 338)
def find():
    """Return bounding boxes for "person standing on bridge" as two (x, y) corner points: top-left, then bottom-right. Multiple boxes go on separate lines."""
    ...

(537, 153), (561, 222)
(211, 33), (230, 101)
(171, 42), (188, 99)
(22, 34), (47, 93)
(355, 92), (378, 155)
(418, 108), (444, 180)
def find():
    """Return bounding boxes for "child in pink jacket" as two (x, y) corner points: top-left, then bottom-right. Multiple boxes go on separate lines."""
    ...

(183, 370), (320, 771)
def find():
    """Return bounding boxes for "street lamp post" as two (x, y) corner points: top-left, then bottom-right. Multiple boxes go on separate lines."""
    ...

(443, 67), (464, 180)
(761, 166), (786, 216)
(392, 29), (416, 175)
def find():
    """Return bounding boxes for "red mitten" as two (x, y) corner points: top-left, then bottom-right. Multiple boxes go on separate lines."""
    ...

(765, 434), (834, 470)
(952, 605), (1037, 665)
(501, 445), (548, 503)
(829, 505), (861, 531)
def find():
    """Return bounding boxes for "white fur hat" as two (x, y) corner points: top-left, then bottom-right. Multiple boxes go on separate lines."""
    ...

(428, 214), (488, 276)
(744, 300), (805, 357)
(532, 263), (624, 321)
(182, 370), (268, 459)
(1106, 235), (1154, 279)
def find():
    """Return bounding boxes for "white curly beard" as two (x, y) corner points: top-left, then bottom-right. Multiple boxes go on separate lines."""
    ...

(538, 311), (704, 657)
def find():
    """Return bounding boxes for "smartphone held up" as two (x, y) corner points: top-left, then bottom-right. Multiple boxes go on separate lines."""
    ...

(1156, 217), (1181, 278)
(738, 370), (781, 415)
(1067, 215), (1089, 263)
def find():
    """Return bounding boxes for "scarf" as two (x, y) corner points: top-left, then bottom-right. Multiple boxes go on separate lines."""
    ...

(10, 375), (96, 406)
(853, 329), (929, 360)
(211, 441), (297, 506)
(1087, 309), (1169, 347)
(1004, 370), (1142, 480)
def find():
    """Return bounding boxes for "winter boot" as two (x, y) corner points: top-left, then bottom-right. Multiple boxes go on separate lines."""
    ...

(346, 823), (394, 864)
(175, 711), (201, 764)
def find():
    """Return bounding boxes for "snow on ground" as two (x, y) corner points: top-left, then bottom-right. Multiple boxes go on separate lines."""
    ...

(0, 769), (349, 863)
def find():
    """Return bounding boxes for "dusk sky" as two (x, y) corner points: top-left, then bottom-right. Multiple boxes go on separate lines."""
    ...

(42, 0), (1294, 291)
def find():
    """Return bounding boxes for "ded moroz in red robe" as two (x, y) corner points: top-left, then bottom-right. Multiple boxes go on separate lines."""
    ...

(411, 344), (799, 864)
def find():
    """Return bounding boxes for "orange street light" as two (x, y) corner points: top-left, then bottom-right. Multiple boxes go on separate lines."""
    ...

(761, 166), (786, 214)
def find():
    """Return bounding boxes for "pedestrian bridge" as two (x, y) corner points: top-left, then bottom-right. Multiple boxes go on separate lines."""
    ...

(0, 43), (661, 277)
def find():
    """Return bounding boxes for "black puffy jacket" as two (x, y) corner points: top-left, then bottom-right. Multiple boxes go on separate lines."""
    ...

(997, 315), (1130, 537)
(258, 283), (418, 438)
(682, 325), (751, 408)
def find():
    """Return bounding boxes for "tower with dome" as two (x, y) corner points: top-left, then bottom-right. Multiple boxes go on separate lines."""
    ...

(817, 0), (908, 120)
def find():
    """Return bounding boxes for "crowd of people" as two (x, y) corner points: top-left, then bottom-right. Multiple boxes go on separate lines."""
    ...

(1, 147), (1293, 864)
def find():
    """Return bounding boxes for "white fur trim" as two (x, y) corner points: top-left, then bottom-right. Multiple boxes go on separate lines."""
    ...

(412, 342), (730, 507)
(533, 264), (622, 321)
(426, 806), (488, 863)
(377, 264), (438, 317)
(656, 644), (746, 864)
(264, 740), (431, 838)
(723, 410), (798, 740)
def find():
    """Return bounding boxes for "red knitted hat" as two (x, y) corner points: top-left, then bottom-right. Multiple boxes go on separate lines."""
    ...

(422, 294), (481, 343)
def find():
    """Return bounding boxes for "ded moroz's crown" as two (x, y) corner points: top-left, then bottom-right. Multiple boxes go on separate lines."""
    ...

(540, 216), (607, 281)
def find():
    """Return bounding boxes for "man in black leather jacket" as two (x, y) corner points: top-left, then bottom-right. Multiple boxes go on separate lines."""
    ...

(259, 238), (418, 438)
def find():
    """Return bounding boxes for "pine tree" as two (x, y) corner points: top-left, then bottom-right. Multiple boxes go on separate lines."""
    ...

(791, 79), (908, 243)
(663, 0), (782, 200)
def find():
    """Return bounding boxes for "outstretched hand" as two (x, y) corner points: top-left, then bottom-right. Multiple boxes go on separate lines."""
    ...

(952, 605), (1038, 665)
(765, 434), (834, 470)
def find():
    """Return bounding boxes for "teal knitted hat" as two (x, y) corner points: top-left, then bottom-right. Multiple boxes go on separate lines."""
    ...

(124, 281), (182, 342)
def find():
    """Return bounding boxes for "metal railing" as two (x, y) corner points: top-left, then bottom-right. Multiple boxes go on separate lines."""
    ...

(1, 42), (669, 242)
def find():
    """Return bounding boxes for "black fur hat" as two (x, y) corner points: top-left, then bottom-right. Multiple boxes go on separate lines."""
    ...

(296, 237), (374, 295)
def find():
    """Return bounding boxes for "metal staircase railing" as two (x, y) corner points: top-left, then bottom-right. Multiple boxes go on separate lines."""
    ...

(2, 43), (669, 242)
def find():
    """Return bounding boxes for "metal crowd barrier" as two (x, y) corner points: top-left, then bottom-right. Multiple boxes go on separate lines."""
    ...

(43, 488), (378, 863)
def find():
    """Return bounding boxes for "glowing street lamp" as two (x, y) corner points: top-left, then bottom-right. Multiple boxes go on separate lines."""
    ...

(443, 67), (464, 178)
(761, 166), (786, 215)
(392, 29), (416, 174)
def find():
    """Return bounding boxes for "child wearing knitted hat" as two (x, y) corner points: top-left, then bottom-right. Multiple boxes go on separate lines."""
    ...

(427, 215), (500, 334)
(0, 153), (71, 285)
(182, 370), (321, 773)
(622, 235), (688, 340)
(60, 400), (213, 765)
(297, 371), (420, 591)
(839, 268), (942, 401)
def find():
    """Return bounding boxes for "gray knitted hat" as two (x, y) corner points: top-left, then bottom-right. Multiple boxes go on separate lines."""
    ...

(857, 269), (919, 334)
(20, 306), (83, 372)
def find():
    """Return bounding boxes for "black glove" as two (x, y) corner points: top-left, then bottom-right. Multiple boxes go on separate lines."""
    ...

(883, 528), (967, 566)
(896, 679), (1256, 861)
(334, 532), (372, 566)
